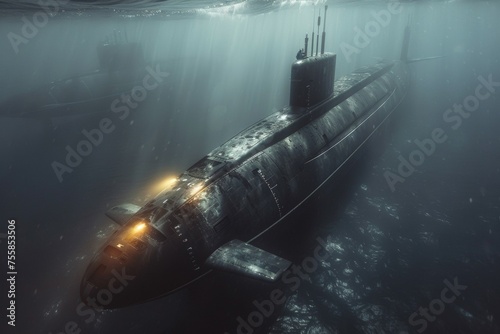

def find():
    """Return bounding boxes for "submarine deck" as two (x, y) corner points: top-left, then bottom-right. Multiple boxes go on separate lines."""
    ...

(188, 61), (394, 178)
(145, 61), (396, 217)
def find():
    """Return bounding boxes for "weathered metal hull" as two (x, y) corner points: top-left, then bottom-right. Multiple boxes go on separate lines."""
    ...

(80, 59), (409, 308)
(175, 60), (409, 261)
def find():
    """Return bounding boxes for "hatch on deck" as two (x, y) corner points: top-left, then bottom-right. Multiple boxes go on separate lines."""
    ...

(187, 157), (226, 179)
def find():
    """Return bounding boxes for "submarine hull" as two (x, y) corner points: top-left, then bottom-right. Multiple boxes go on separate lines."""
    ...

(182, 60), (409, 250)
(80, 58), (409, 309)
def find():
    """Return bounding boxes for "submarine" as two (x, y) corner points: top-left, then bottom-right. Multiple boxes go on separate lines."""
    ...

(80, 6), (411, 309)
(0, 32), (151, 120)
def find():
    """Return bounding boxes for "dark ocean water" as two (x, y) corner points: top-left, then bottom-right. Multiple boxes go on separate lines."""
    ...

(0, 1), (499, 334)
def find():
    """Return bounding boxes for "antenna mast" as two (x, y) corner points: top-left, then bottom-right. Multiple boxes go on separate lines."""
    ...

(311, 8), (315, 57)
(304, 34), (309, 57)
(321, 5), (328, 54)
(316, 14), (320, 56)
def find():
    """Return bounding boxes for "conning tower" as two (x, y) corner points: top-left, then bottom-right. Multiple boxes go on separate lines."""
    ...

(289, 5), (336, 111)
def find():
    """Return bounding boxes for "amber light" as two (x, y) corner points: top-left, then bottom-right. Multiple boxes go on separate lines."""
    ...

(162, 177), (178, 189)
(151, 176), (179, 196)
(133, 222), (147, 233)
